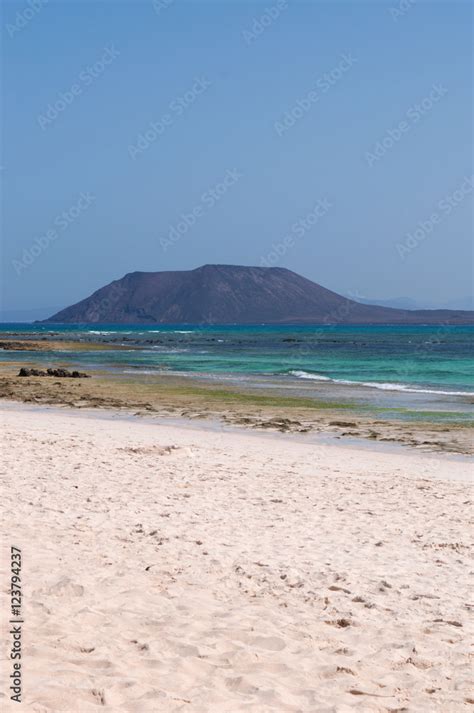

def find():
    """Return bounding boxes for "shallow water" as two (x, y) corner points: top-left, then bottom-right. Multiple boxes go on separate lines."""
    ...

(1, 323), (473, 422)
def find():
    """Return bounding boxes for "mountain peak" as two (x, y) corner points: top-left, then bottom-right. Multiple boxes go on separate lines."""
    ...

(43, 265), (474, 325)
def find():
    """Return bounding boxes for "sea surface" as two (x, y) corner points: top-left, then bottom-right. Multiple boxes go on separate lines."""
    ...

(1, 323), (473, 422)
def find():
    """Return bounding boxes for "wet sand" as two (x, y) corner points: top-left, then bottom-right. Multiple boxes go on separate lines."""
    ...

(0, 363), (472, 455)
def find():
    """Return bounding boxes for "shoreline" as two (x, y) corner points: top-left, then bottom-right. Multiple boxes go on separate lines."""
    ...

(0, 364), (472, 455)
(1, 397), (472, 467)
(1, 332), (473, 406)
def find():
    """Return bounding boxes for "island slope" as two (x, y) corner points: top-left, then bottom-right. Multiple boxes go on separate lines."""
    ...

(43, 265), (474, 325)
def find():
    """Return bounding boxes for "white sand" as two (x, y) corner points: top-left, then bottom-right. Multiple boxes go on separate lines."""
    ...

(0, 405), (472, 712)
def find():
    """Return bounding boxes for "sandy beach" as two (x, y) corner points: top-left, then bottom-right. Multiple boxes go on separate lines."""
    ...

(3, 0), (473, 708)
(1, 403), (472, 712)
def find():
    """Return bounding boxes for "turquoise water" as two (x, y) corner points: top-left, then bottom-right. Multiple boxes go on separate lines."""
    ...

(1, 324), (473, 419)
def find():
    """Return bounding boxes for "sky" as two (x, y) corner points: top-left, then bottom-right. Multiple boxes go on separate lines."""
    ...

(1, 0), (473, 318)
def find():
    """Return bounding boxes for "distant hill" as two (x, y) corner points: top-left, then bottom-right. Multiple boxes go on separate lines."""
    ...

(353, 296), (421, 310)
(355, 296), (474, 311)
(42, 265), (474, 325)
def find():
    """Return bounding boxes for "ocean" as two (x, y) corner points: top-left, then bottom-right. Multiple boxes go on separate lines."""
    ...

(1, 323), (473, 421)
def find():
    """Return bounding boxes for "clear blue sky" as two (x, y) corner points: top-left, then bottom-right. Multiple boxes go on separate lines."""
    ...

(1, 0), (472, 317)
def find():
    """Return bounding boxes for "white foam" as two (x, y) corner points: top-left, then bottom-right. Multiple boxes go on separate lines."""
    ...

(288, 370), (473, 397)
(122, 369), (166, 375)
(289, 370), (331, 382)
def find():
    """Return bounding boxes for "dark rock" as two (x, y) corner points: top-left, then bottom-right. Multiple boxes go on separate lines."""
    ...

(18, 367), (47, 376)
(18, 367), (90, 378)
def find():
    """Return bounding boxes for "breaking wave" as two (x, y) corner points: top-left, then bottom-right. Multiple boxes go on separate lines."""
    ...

(287, 370), (473, 397)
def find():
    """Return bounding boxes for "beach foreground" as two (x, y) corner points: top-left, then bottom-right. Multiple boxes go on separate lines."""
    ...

(1, 405), (472, 712)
